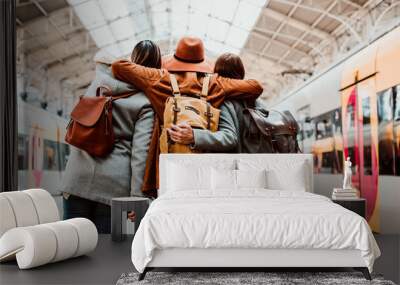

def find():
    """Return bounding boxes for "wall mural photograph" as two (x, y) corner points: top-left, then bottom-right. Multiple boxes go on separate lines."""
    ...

(1, 0), (399, 284)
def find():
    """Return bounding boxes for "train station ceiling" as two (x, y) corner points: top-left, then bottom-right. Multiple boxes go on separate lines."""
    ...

(16, 0), (400, 112)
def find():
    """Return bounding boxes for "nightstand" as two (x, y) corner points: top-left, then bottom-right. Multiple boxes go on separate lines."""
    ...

(111, 197), (150, 242)
(332, 198), (366, 218)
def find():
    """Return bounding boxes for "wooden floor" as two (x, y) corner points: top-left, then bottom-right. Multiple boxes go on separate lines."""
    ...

(0, 234), (398, 285)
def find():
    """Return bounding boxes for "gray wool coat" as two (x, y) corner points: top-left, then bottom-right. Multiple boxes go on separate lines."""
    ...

(191, 102), (239, 153)
(192, 99), (266, 153)
(61, 57), (154, 206)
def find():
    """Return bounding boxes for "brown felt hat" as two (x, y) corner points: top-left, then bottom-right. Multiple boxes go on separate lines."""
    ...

(162, 37), (213, 73)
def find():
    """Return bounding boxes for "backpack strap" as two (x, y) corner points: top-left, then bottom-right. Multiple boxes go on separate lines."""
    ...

(169, 74), (181, 125)
(169, 73), (181, 96)
(245, 108), (276, 152)
(201, 74), (213, 129)
(201, 74), (210, 100)
(269, 110), (298, 135)
(246, 108), (271, 137)
(96, 85), (137, 101)
(111, 91), (138, 101)
(96, 85), (112, 97)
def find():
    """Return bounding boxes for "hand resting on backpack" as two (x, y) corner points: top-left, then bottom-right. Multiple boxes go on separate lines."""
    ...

(167, 123), (195, 145)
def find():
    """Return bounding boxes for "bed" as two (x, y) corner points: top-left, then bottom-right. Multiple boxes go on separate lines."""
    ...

(131, 154), (380, 280)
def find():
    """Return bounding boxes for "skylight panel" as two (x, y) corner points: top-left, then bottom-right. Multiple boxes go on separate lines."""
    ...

(151, 1), (169, 27)
(132, 13), (151, 34)
(171, 0), (189, 14)
(125, 0), (146, 14)
(89, 26), (115, 47)
(119, 38), (136, 57)
(67, 0), (87, 6)
(187, 12), (208, 38)
(68, 0), (265, 57)
(110, 17), (135, 41)
(135, 30), (153, 42)
(225, 26), (249, 48)
(232, 1), (261, 31)
(151, 10), (169, 38)
(207, 18), (230, 41)
(72, 0), (105, 29)
(170, 0), (189, 37)
(149, 0), (168, 13)
(223, 46), (241, 55)
(189, 0), (212, 15)
(171, 18), (188, 38)
(103, 44), (122, 58)
(210, 0), (239, 22)
(98, 0), (129, 21)
(245, 0), (267, 7)
(204, 39), (226, 55)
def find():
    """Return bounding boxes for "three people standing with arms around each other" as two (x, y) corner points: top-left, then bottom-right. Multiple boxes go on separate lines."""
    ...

(111, 37), (264, 193)
(167, 52), (248, 153)
(61, 40), (162, 233)
(167, 52), (266, 154)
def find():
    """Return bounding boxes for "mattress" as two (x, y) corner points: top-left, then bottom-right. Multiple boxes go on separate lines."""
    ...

(131, 190), (380, 273)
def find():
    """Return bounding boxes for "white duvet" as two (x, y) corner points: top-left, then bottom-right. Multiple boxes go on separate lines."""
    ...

(131, 190), (380, 273)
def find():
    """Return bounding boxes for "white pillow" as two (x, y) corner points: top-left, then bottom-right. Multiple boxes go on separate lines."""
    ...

(211, 168), (237, 190)
(167, 162), (211, 191)
(238, 158), (309, 192)
(266, 163), (306, 191)
(236, 169), (267, 189)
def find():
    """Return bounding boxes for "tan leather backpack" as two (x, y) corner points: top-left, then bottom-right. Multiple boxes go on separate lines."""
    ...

(160, 73), (220, 153)
(65, 86), (133, 157)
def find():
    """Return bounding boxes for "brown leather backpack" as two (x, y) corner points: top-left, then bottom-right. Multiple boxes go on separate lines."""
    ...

(159, 73), (220, 153)
(65, 86), (133, 157)
(241, 104), (300, 153)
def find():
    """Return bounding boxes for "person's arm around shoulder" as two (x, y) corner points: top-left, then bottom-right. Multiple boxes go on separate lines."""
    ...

(130, 105), (155, 197)
(191, 101), (238, 152)
(111, 60), (164, 92)
(217, 76), (263, 100)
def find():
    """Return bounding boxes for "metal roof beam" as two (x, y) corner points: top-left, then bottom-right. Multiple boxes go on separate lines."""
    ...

(260, 0), (301, 55)
(16, 17), (64, 65)
(45, 47), (98, 69)
(16, 0), (47, 8)
(271, 0), (363, 43)
(31, 1), (87, 61)
(277, 0), (339, 65)
(253, 27), (325, 58)
(16, 6), (81, 28)
(243, 47), (299, 69)
(262, 8), (334, 41)
(95, 0), (120, 53)
(24, 30), (91, 56)
(251, 31), (313, 60)
(340, 0), (363, 9)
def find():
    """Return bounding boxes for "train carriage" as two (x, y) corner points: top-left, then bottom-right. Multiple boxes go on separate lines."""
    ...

(274, 26), (400, 234)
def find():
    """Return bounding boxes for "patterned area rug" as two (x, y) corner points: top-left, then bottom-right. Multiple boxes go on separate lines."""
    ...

(116, 271), (396, 285)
